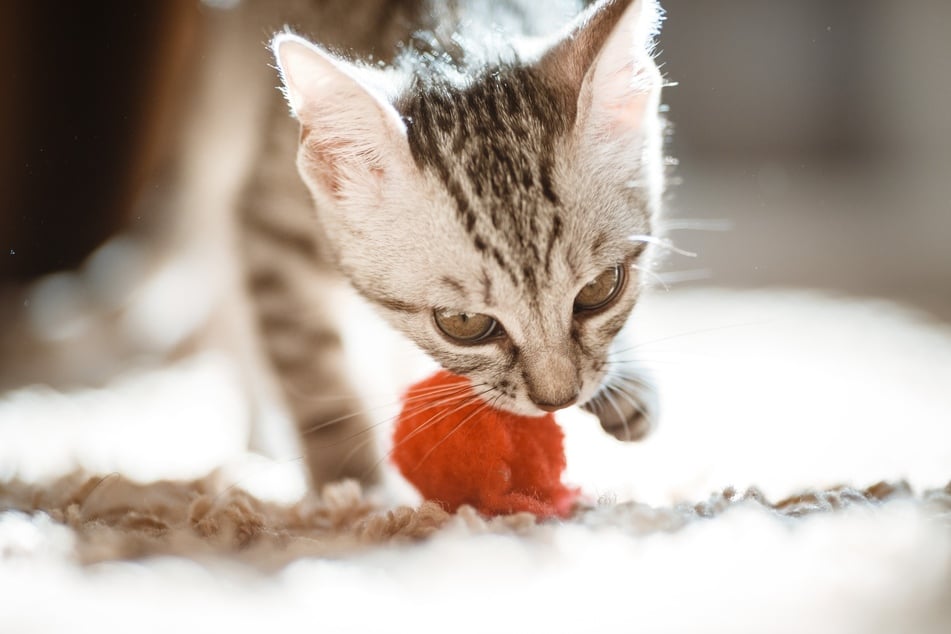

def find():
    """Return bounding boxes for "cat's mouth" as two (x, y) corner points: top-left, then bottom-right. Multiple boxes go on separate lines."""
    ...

(530, 394), (579, 413)
(477, 374), (605, 418)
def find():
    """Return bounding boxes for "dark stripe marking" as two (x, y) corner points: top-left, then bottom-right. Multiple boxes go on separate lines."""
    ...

(244, 212), (319, 259)
(440, 275), (467, 297)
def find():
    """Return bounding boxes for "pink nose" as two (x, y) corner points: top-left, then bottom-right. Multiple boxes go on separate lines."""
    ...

(532, 395), (579, 412)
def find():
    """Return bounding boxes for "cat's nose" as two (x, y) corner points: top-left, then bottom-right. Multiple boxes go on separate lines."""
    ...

(531, 394), (579, 412)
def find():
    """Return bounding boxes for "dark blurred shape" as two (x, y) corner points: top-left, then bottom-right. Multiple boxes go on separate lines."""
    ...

(0, 0), (196, 284)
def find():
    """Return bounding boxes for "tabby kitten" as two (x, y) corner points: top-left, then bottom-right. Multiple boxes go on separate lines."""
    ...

(244, 0), (665, 488)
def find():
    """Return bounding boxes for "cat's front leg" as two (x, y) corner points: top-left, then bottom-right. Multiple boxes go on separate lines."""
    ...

(244, 258), (380, 488)
(239, 108), (379, 488)
(584, 342), (659, 442)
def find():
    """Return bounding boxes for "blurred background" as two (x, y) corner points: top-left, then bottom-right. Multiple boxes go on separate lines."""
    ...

(1, 0), (949, 392)
(659, 0), (951, 321)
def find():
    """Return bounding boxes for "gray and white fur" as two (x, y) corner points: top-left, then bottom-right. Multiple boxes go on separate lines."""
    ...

(242, 0), (666, 488)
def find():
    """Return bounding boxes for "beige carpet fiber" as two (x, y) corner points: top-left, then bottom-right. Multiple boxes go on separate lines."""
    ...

(4, 471), (947, 568)
(2, 289), (950, 633)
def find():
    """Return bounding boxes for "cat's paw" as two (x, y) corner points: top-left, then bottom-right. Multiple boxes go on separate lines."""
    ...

(582, 373), (659, 442)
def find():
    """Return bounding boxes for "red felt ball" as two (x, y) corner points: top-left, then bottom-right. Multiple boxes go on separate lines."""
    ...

(391, 370), (579, 518)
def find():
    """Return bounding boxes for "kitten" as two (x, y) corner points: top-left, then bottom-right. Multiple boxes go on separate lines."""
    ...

(242, 0), (665, 488)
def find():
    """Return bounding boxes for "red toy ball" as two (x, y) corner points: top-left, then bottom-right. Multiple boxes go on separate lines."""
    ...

(391, 370), (579, 518)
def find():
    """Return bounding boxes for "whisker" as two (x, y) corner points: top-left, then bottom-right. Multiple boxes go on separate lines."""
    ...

(305, 385), (495, 482)
(584, 390), (607, 417)
(652, 268), (713, 285)
(659, 218), (733, 232)
(389, 386), (499, 451)
(408, 391), (502, 474)
(605, 352), (724, 368)
(357, 385), (500, 481)
(300, 382), (480, 437)
(283, 379), (471, 405)
(308, 384), (495, 480)
(609, 378), (655, 427)
(605, 369), (655, 391)
(631, 263), (670, 291)
(611, 371), (658, 398)
(608, 381), (656, 439)
(599, 384), (632, 441)
(602, 357), (684, 366)
(607, 320), (769, 358)
(627, 233), (697, 258)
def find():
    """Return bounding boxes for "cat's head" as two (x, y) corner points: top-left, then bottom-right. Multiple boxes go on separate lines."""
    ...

(273, 0), (664, 416)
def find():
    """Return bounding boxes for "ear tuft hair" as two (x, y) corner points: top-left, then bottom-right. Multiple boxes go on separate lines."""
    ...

(271, 33), (410, 197)
(541, 0), (663, 138)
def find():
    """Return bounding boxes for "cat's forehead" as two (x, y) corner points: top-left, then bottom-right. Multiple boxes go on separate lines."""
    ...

(397, 64), (573, 201)
(384, 62), (653, 312)
(396, 66), (574, 293)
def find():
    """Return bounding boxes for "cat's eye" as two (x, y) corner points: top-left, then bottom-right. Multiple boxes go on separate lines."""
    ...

(433, 310), (502, 344)
(574, 264), (625, 313)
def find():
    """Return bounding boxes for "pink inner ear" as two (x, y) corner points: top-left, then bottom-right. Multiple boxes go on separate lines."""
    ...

(300, 125), (344, 194)
(300, 132), (395, 199)
(278, 36), (407, 200)
(596, 61), (653, 135)
(299, 106), (396, 198)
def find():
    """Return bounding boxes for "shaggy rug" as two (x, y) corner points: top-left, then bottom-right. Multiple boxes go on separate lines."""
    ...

(1, 289), (950, 633)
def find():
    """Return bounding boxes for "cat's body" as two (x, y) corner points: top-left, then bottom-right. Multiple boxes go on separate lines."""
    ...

(232, 0), (665, 488)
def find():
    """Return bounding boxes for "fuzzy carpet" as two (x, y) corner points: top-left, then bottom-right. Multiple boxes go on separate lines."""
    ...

(2, 288), (950, 634)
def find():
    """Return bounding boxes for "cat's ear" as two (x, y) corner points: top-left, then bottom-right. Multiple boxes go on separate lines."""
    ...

(272, 33), (409, 197)
(541, 0), (662, 139)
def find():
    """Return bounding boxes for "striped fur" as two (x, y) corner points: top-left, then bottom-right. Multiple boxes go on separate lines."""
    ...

(247, 0), (667, 487)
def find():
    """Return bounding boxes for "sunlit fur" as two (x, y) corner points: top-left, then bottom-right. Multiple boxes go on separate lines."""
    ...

(273, 0), (665, 418)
